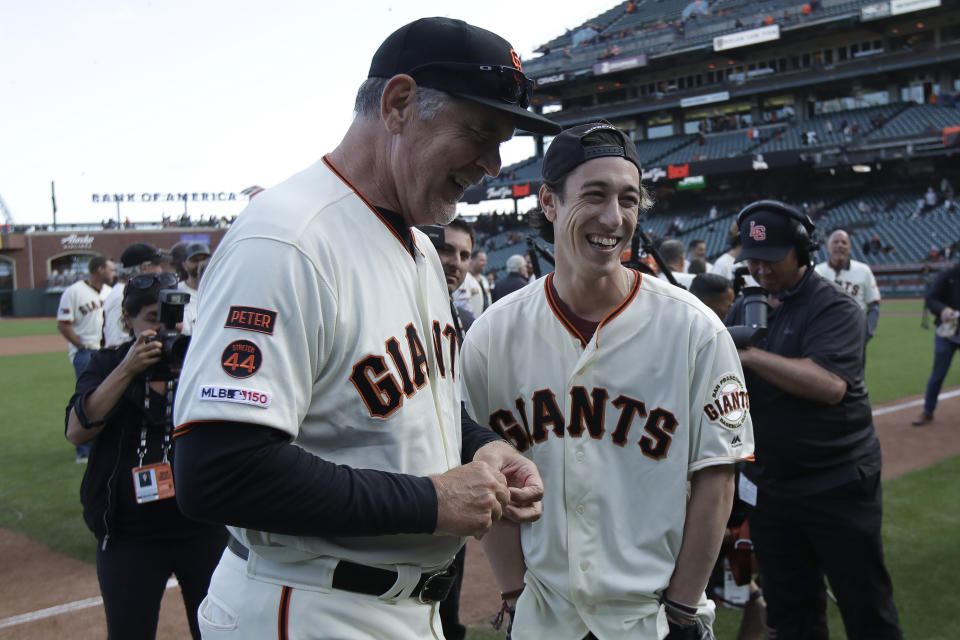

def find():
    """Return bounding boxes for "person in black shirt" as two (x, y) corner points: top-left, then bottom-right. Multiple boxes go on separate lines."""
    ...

(65, 274), (227, 639)
(725, 201), (902, 640)
(912, 260), (960, 425)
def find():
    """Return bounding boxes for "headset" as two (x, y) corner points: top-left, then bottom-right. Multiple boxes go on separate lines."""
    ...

(736, 199), (820, 265)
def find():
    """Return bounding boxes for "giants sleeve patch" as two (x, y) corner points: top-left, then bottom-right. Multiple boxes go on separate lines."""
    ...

(225, 306), (277, 335)
(703, 373), (749, 429)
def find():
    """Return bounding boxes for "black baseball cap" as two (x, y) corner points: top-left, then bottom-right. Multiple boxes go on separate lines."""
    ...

(368, 17), (560, 135)
(185, 242), (211, 261)
(120, 242), (163, 268)
(736, 207), (803, 263)
(542, 122), (643, 183)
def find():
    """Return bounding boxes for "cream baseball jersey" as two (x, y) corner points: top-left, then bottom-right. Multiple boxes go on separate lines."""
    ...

(177, 281), (199, 335)
(57, 280), (112, 359)
(102, 285), (129, 347)
(461, 271), (754, 638)
(174, 157), (463, 577)
(814, 259), (881, 311)
(454, 271), (485, 318)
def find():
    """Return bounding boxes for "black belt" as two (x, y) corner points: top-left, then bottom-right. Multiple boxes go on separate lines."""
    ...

(226, 535), (456, 603)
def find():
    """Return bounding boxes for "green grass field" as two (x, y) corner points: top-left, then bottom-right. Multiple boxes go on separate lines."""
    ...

(1, 304), (957, 638)
(0, 318), (60, 338)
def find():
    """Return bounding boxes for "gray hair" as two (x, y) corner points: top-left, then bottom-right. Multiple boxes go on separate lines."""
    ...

(506, 254), (526, 274)
(659, 239), (686, 267)
(354, 77), (452, 121)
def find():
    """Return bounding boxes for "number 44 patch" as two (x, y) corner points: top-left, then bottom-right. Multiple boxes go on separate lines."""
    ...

(221, 340), (263, 378)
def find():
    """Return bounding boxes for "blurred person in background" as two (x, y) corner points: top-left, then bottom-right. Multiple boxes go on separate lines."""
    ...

(57, 256), (116, 463)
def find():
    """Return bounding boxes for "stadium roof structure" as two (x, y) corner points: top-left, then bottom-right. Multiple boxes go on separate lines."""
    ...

(466, 0), (960, 205)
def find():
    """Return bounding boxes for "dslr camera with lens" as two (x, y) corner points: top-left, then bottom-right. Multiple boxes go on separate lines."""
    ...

(145, 289), (191, 379)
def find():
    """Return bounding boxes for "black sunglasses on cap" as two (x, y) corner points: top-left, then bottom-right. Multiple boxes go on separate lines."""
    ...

(124, 273), (178, 297)
(408, 62), (534, 109)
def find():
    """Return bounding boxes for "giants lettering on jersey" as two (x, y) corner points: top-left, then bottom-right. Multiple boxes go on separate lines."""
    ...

(350, 320), (457, 418)
(76, 299), (102, 316)
(834, 279), (861, 297)
(487, 386), (679, 461)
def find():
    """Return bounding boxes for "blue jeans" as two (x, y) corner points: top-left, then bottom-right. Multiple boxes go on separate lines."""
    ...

(923, 335), (960, 413)
(72, 349), (95, 458)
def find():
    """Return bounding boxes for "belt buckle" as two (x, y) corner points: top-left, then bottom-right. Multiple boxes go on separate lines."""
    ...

(417, 569), (450, 604)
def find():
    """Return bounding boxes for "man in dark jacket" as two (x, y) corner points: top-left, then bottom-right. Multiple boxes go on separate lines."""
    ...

(913, 260), (960, 425)
(492, 254), (530, 302)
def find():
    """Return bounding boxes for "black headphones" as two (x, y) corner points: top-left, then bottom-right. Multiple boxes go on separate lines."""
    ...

(736, 199), (820, 263)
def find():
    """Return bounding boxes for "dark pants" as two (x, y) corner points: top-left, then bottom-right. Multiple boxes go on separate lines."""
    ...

(923, 335), (960, 413)
(96, 528), (228, 639)
(747, 473), (902, 640)
(439, 546), (467, 640)
(72, 349), (95, 458)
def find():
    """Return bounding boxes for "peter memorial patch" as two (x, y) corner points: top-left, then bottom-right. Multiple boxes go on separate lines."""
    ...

(225, 306), (277, 335)
(703, 373), (749, 429)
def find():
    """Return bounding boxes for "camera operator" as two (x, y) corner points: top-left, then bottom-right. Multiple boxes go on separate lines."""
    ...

(65, 273), (227, 639)
(724, 201), (902, 640)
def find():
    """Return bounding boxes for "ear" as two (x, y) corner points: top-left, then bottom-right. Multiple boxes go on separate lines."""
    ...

(121, 309), (132, 332)
(381, 75), (417, 135)
(540, 184), (559, 223)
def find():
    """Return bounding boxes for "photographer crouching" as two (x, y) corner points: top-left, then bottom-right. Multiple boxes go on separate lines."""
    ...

(724, 201), (902, 640)
(65, 273), (227, 639)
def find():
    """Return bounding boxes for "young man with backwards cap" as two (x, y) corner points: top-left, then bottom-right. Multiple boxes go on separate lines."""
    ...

(724, 201), (902, 640)
(461, 122), (753, 639)
(171, 17), (553, 639)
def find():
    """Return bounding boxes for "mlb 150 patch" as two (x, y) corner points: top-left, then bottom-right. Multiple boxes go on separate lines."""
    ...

(221, 339), (263, 378)
(198, 385), (271, 408)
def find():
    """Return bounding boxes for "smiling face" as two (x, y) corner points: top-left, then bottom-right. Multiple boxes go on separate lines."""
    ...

(391, 95), (516, 226)
(541, 156), (641, 281)
(827, 230), (851, 268)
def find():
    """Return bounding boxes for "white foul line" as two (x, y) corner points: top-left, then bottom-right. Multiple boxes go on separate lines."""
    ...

(0, 578), (178, 629)
(872, 388), (960, 417)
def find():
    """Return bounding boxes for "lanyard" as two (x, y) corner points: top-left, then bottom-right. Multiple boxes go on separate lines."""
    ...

(138, 377), (175, 467)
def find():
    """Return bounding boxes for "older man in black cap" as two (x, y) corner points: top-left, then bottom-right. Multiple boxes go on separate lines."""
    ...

(724, 201), (902, 640)
(103, 242), (165, 347)
(172, 17), (554, 639)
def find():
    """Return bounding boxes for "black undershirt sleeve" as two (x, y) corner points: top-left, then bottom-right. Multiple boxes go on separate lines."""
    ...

(460, 403), (503, 464)
(174, 421), (439, 537)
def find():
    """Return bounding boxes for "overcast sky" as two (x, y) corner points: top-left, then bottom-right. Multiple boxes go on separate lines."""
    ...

(1, 0), (616, 226)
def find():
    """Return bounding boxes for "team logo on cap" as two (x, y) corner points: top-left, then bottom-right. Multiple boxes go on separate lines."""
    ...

(510, 49), (522, 70)
(703, 373), (749, 430)
(221, 340), (263, 379)
(749, 220), (766, 241)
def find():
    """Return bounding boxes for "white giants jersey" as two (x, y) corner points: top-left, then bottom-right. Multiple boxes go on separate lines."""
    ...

(462, 272), (754, 638)
(57, 280), (111, 359)
(454, 271), (485, 319)
(814, 260), (881, 311)
(174, 157), (463, 577)
(177, 281), (200, 335)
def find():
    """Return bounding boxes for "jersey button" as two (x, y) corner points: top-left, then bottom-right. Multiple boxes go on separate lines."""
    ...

(576, 504), (585, 515)
(580, 560), (590, 571)
(575, 451), (585, 462)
